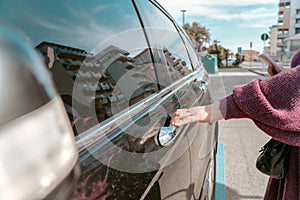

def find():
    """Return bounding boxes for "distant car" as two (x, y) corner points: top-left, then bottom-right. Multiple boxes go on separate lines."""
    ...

(0, 0), (218, 199)
(222, 58), (237, 66)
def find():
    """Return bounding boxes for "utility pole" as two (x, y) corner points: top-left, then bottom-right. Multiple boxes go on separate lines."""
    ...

(250, 41), (253, 68)
(181, 10), (187, 27)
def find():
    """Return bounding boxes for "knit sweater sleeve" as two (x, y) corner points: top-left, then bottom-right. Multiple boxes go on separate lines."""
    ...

(219, 93), (249, 120)
(218, 65), (300, 146)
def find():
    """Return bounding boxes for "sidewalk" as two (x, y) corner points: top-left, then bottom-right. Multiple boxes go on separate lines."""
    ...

(239, 63), (269, 77)
(209, 68), (269, 200)
(239, 61), (291, 77)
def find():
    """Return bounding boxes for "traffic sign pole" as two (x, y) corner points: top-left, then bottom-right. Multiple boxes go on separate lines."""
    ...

(261, 33), (269, 53)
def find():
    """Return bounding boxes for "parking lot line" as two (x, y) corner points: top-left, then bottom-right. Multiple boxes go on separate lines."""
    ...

(216, 142), (226, 200)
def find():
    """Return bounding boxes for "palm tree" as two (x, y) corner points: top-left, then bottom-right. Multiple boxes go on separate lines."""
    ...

(183, 22), (210, 52)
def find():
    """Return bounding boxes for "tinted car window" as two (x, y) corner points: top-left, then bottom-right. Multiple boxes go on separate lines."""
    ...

(135, 0), (193, 87)
(0, 0), (159, 135)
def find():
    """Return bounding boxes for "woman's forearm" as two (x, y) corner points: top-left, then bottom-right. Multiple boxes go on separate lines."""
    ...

(202, 102), (224, 122)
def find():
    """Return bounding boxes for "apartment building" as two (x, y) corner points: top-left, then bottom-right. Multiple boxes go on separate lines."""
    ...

(270, 0), (300, 62)
(269, 25), (278, 57)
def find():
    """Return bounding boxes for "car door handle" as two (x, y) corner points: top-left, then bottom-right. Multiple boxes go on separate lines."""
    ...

(155, 126), (177, 147)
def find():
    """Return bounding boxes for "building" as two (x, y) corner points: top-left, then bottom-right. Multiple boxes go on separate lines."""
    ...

(270, 0), (300, 62)
(36, 42), (159, 133)
(241, 50), (260, 61)
(286, 0), (300, 57)
(269, 25), (278, 58)
(286, 33), (300, 56)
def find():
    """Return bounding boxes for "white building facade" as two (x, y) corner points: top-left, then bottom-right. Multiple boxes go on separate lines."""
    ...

(270, 0), (300, 62)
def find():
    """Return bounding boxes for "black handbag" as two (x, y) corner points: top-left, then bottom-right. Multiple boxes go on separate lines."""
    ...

(256, 138), (291, 179)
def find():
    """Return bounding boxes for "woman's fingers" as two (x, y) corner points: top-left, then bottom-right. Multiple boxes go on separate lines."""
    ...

(170, 109), (184, 127)
(267, 63), (283, 76)
(267, 64), (275, 76)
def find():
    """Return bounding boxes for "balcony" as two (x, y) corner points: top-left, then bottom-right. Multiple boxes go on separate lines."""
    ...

(277, 42), (287, 48)
(277, 50), (286, 55)
(277, 33), (289, 39)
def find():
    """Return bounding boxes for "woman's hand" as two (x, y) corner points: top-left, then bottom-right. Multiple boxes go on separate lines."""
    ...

(267, 63), (284, 76)
(170, 102), (224, 128)
(170, 106), (206, 128)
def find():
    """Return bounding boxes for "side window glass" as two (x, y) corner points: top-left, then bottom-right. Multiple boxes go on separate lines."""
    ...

(178, 28), (203, 70)
(0, 0), (158, 135)
(135, 0), (193, 86)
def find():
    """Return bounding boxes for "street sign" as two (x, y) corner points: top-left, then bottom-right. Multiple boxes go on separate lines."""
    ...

(261, 33), (269, 41)
(237, 47), (242, 54)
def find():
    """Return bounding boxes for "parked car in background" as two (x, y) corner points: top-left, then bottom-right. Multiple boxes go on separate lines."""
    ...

(0, 0), (218, 199)
(222, 58), (237, 66)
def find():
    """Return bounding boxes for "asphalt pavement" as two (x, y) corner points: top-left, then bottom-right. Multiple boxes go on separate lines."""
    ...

(208, 67), (270, 200)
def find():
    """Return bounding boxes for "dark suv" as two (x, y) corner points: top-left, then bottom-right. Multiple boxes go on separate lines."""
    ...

(0, 0), (218, 199)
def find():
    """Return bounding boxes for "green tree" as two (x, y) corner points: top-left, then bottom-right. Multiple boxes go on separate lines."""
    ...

(208, 40), (229, 67)
(183, 22), (210, 52)
(234, 53), (244, 66)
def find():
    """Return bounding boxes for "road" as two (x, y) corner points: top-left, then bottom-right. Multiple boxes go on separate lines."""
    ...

(208, 67), (270, 200)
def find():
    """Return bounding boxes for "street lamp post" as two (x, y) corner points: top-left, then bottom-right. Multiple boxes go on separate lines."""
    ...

(180, 10), (187, 27)
(250, 41), (253, 68)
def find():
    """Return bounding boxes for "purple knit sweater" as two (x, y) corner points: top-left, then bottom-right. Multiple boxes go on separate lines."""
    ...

(219, 51), (300, 200)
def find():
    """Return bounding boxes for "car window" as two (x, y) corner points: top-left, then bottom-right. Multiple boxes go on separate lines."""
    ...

(178, 28), (203, 70)
(134, 0), (193, 87)
(0, 0), (159, 135)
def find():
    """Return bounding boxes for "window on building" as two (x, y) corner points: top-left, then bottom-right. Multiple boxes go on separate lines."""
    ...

(296, 19), (300, 24)
(296, 28), (300, 34)
(296, 9), (300, 15)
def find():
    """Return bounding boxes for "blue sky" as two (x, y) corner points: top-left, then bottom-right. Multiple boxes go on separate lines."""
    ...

(159, 0), (278, 53)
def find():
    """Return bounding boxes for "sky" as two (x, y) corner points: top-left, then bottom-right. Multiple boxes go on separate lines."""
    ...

(159, 0), (279, 53)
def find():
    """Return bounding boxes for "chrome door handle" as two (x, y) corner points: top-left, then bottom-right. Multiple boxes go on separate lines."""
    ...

(155, 126), (177, 147)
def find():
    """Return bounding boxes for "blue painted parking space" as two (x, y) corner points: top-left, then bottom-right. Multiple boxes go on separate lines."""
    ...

(215, 142), (226, 200)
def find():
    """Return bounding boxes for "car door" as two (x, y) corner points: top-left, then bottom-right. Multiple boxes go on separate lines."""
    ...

(178, 26), (218, 200)
(134, 1), (217, 199)
(70, 0), (196, 198)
